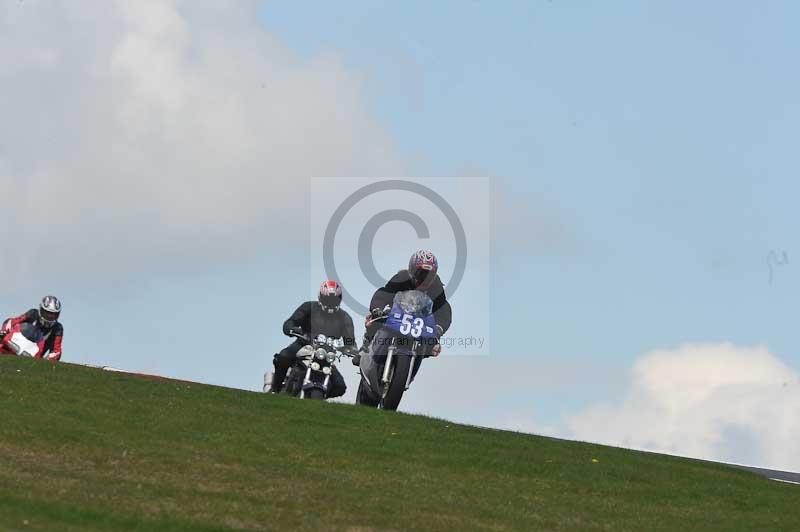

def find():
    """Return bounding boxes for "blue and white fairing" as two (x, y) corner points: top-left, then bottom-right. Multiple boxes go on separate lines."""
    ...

(383, 290), (437, 340)
(358, 290), (437, 400)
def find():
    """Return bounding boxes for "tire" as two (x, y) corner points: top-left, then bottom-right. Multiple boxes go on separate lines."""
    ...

(356, 380), (380, 408)
(284, 365), (306, 397)
(304, 388), (326, 400)
(381, 354), (412, 411)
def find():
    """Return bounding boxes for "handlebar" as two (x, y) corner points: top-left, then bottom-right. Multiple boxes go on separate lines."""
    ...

(289, 330), (357, 358)
(365, 316), (386, 327)
(338, 346), (357, 358)
(365, 307), (391, 327)
(289, 331), (311, 343)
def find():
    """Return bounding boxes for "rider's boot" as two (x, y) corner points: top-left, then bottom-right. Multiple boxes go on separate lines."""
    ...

(269, 355), (287, 394)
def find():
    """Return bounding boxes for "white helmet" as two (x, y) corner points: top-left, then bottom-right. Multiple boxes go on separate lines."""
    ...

(39, 295), (62, 328)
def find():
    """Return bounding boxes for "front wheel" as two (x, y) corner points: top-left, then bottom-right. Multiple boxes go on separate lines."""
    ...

(381, 354), (412, 411)
(356, 380), (380, 408)
(304, 388), (326, 400)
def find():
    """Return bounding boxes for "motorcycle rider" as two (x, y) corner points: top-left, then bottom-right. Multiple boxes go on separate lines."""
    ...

(359, 250), (452, 368)
(0, 296), (64, 361)
(270, 281), (356, 397)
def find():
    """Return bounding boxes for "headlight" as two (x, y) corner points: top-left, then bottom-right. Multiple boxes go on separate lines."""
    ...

(298, 346), (314, 359)
(315, 348), (327, 360)
(311, 362), (321, 371)
(322, 366), (332, 375)
(326, 352), (336, 363)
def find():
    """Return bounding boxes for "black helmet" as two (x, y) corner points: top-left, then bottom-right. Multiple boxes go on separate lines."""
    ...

(39, 295), (62, 328)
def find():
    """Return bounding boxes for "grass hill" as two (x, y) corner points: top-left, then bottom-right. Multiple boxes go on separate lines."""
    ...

(1, 357), (797, 531)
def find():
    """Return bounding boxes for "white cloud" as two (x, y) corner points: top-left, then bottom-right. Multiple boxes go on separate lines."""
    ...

(0, 0), (401, 290)
(566, 343), (800, 471)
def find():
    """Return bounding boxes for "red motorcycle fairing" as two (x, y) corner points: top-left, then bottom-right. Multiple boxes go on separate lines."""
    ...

(0, 321), (47, 359)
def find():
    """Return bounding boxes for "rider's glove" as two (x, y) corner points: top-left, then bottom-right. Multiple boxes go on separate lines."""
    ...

(366, 305), (391, 326)
(435, 325), (444, 338)
(431, 343), (442, 357)
(371, 305), (391, 318)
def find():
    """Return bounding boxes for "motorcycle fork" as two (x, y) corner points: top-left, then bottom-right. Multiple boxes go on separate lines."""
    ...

(300, 367), (312, 397)
(381, 346), (395, 385)
(403, 340), (421, 390)
(404, 355), (417, 390)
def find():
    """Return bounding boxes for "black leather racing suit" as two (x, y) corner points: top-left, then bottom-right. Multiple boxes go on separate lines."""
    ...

(272, 302), (356, 397)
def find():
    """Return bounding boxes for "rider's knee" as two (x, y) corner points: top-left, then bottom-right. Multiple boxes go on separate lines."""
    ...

(274, 349), (294, 369)
(328, 382), (346, 398)
(327, 369), (347, 398)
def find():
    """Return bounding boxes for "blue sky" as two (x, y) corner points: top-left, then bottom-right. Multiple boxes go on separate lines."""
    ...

(257, 0), (799, 361)
(2, 0), (798, 468)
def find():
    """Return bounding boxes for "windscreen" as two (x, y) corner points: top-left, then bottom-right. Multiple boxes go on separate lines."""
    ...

(20, 322), (44, 343)
(384, 290), (438, 340)
(392, 290), (434, 317)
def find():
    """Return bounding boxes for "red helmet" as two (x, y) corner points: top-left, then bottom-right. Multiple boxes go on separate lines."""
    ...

(318, 280), (343, 313)
(408, 250), (438, 290)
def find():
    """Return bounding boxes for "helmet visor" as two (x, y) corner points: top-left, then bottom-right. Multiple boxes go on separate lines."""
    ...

(40, 309), (59, 323)
(412, 268), (434, 289)
(319, 294), (341, 310)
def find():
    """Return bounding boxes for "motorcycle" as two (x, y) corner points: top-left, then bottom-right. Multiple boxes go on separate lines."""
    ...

(263, 332), (353, 400)
(355, 290), (438, 411)
(0, 319), (47, 358)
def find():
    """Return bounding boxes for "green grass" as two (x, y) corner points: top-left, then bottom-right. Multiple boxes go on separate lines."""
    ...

(1, 357), (797, 531)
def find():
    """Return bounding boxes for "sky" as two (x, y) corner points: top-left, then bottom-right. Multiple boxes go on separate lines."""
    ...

(1, 1), (798, 471)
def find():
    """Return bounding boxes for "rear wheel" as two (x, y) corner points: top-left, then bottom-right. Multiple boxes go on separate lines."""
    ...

(381, 354), (412, 411)
(304, 388), (325, 400)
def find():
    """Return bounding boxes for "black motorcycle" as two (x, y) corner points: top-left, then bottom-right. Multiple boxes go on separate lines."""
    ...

(355, 290), (438, 411)
(264, 332), (352, 400)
